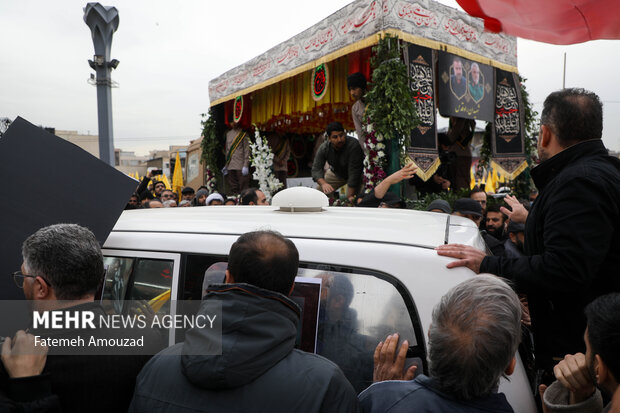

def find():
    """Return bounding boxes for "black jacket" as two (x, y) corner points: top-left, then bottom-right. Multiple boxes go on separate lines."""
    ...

(481, 139), (620, 367)
(0, 302), (156, 413)
(0, 374), (61, 413)
(130, 283), (359, 413)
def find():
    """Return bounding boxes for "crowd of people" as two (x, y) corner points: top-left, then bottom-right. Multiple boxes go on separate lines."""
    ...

(1, 88), (619, 412)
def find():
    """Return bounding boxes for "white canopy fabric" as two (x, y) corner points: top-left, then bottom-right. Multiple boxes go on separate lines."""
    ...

(208, 0), (517, 106)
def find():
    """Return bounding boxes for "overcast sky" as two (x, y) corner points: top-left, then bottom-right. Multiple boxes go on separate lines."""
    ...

(1, 0), (618, 156)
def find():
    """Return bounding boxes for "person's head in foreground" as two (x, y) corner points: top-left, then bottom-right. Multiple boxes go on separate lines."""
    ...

(226, 230), (299, 295)
(19, 223), (103, 304)
(539, 88), (602, 162)
(429, 275), (521, 400)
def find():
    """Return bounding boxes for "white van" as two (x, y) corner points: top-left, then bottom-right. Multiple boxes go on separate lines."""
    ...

(102, 190), (537, 412)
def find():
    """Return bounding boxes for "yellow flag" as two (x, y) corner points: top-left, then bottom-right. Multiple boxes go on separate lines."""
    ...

(487, 169), (496, 193)
(470, 167), (476, 190)
(172, 152), (184, 198)
(493, 168), (501, 190)
(160, 173), (172, 189)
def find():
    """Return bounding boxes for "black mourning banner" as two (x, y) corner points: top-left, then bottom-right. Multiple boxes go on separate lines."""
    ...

(437, 52), (494, 122)
(491, 70), (528, 179)
(404, 43), (439, 181)
(0, 117), (137, 301)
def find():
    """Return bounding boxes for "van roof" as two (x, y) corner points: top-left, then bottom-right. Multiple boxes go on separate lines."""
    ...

(109, 206), (484, 250)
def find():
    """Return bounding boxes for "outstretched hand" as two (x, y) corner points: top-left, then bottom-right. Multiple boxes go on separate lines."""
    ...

(388, 163), (418, 184)
(373, 333), (417, 382)
(500, 195), (528, 224)
(435, 244), (486, 273)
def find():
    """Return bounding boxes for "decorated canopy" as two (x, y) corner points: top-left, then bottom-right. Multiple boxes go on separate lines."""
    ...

(208, 0), (517, 107)
(207, 0), (529, 180)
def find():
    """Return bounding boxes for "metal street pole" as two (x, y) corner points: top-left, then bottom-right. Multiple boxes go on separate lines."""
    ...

(84, 3), (119, 166)
(562, 52), (567, 89)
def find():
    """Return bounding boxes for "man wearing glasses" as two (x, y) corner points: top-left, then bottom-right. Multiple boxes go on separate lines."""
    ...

(2, 223), (154, 413)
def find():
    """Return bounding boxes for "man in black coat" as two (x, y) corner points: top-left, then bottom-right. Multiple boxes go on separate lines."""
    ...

(130, 231), (359, 413)
(437, 88), (620, 376)
(0, 224), (157, 413)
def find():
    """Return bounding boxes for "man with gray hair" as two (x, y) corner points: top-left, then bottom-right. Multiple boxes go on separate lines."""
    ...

(0, 223), (154, 413)
(359, 275), (521, 412)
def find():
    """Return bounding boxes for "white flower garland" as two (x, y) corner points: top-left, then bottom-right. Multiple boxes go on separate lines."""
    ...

(362, 119), (387, 193)
(205, 167), (217, 193)
(250, 131), (283, 202)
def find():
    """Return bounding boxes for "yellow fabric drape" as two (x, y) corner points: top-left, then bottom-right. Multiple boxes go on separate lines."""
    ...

(251, 57), (352, 132)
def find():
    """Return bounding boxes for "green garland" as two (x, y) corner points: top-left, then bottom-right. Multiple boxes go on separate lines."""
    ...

(200, 108), (222, 192)
(364, 34), (418, 166)
(478, 76), (538, 198)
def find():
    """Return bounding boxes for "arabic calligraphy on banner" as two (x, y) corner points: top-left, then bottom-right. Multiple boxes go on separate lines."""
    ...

(437, 51), (494, 122)
(495, 84), (520, 139)
(404, 44), (439, 181)
(491, 69), (527, 179)
(493, 70), (524, 154)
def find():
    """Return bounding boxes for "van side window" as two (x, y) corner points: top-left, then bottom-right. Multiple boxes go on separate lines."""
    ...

(102, 256), (134, 314)
(298, 267), (421, 393)
(102, 256), (174, 315)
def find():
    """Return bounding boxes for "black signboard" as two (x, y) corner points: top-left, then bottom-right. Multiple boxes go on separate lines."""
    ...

(437, 52), (494, 121)
(404, 43), (439, 181)
(491, 70), (527, 179)
(0, 117), (137, 300)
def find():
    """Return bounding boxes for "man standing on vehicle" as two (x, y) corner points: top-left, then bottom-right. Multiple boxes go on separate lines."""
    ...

(437, 88), (620, 378)
(130, 230), (359, 413)
(312, 121), (364, 202)
(222, 121), (250, 195)
(348, 72), (367, 151)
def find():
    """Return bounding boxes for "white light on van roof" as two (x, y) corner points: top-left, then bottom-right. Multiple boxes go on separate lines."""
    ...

(271, 187), (328, 212)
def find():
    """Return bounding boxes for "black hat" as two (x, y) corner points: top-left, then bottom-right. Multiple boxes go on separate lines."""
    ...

(181, 186), (195, 194)
(453, 198), (482, 217)
(347, 72), (367, 90)
(426, 199), (451, 214)
(507, 221), (525, 234)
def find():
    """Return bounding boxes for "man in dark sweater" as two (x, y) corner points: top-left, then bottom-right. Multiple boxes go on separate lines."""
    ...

(0, 224), (155, 413)
(437, 88), (620, 377)
(312, 121), (364, 202)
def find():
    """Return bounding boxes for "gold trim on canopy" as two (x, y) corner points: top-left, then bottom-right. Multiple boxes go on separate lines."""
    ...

(210, 31), (518, 107)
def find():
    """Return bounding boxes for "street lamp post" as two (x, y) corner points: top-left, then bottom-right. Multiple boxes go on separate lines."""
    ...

(84, 3), (119, 166)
